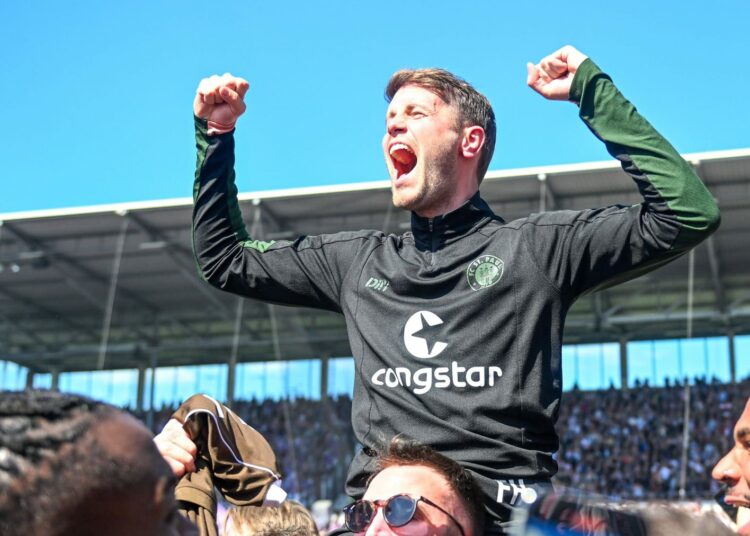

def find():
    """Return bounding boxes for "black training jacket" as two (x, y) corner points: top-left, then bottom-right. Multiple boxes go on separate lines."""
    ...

(191, 59), (720, 523)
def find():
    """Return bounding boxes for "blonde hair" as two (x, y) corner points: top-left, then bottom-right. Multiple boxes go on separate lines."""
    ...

(224, 500), (319, 536)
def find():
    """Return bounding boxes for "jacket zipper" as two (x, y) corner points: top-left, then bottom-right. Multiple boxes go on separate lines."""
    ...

(428, 218), (438, 266)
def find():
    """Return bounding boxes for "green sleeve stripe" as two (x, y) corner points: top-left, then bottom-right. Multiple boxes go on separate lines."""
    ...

(193, 116), (276, 253)
(570, 59), (720, 250)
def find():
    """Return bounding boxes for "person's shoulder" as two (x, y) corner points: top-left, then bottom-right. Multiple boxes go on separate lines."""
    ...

(317, 229), (393, 245)
(510, 206), (633, 230)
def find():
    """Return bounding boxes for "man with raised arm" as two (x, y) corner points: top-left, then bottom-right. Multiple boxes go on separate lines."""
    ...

(187, 46), (719, 533)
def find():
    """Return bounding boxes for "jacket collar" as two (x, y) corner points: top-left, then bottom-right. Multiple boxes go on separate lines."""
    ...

(410, 192), (500, 248)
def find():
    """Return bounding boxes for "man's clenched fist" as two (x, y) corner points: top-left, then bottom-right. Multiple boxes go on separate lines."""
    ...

(526, 45), (588, 101)
(154, 418), (198, 478)
(194, 73), (250, 134)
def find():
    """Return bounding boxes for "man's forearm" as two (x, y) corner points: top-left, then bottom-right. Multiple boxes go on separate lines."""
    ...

(570, 58), (720, 251)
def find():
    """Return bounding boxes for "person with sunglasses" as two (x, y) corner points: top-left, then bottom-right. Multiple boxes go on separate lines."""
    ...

(333, 437), (485, 535)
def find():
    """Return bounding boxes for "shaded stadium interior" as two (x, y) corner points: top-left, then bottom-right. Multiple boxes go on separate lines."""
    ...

(1, 147), (749, 409)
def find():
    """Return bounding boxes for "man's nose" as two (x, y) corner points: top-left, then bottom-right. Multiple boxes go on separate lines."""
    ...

(387, 115), (406, 136)
(713, 451), (741, 484)
(364, 509), (393, 535)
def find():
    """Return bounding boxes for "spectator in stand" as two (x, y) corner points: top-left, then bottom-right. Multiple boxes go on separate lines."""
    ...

(0, 389), (197, 536)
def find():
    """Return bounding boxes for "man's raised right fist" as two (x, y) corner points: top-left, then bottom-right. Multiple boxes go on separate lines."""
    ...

(193, 73), (249, 135)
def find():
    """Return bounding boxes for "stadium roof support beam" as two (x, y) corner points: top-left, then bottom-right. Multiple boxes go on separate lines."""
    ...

(706, 236), (728, 322)
(252, 199), (289, 236)
(0, 220), (164, 343)
(0, 286), (97, 346)
(126, 212), (264, 339)
(1, 313), (51, 349)
(537, 173), (557, 213)
(0, 222), (110, 311)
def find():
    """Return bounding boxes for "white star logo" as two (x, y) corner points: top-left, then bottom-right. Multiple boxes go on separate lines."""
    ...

(403, 311), (448, 359)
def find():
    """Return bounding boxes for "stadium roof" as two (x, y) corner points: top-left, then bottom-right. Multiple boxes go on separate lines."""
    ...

(2, 147), (749, 373)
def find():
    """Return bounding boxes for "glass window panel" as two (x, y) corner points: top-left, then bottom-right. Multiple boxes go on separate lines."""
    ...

(110, 369), (138, 408)
(153, 367), (180, 408)
(328, 357), (354, 397)
(653, 339), (679, 386)
(577, 344), (604, 390)
(628, 340), (655, 387)
(705, 337), (731, 382)
(561, 345), (577, 391)
(283, 360), (320, 399)
(602, 344), (622, 389)
(736, 336), (750, 381)
(1, 362), (22, 390)
(1, 361), (28, 390)
(680, 339), (707, 381)
(236, 362), (267, 400)
(33, 373), (52, 389)
(562, 343), (620, 391)
(264, 361), (287, 400)
(60, 371), (93, 397)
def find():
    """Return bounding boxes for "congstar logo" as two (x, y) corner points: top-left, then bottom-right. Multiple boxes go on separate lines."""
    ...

(404, 310), (447, 358)
(371, 310), (502, 395)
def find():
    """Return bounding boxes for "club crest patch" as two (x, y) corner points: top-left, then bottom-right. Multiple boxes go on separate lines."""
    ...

(466, 255), (504, 291)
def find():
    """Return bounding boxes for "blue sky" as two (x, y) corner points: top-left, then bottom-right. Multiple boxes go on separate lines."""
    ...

(2, 1), (748, 212)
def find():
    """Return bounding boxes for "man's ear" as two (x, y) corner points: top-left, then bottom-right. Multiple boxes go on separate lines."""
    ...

(461, 126), (485, 160)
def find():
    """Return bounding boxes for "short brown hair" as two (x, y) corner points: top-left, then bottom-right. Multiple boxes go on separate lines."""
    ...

(371, 437), (485, 536)
(225, 500), (319, 536)
(385, 68), (496, 183)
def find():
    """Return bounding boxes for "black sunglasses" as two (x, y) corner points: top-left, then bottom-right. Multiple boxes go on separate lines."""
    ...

(344, 493), (465, 535)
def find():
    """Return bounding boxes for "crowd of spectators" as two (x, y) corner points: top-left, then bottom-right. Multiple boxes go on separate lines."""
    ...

(555, 377), (749, 500)
(135, 377), (750, 507)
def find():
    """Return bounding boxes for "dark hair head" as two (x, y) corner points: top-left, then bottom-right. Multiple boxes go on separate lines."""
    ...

(0, 390), (144, 535)
(385, 68), (496, 184)
(371, 436), (485, 536)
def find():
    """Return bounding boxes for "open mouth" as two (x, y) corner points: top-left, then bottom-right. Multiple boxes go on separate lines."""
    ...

(389, 143), (417, 179)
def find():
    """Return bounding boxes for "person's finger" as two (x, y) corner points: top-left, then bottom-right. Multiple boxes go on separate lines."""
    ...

(170, 432), (198, 458)
(193, 92), (206, 116)
(540, 57), (568, 80)
(164, 456), (187, 478)
(156, 438), (195, 464)
(548, 58), (568, 76)
(220, 86), (247, 117)
(526, 62), (539, 87)
(156, 420), (198, 457)
(236, 79), (250, 99)
(196, 78), (212, 97)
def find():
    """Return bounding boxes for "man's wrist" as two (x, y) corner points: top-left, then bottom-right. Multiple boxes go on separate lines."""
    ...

(194, 114), (235, 136)
(569, 58), (601, 104)
(207, 120), (236, 136)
